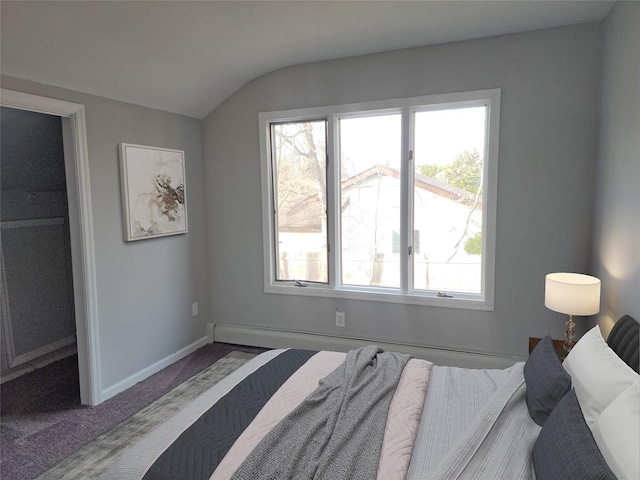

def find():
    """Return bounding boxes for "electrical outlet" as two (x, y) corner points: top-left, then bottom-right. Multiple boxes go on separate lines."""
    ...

(336, 311), (345, 327)
(192, 302), (199, 317)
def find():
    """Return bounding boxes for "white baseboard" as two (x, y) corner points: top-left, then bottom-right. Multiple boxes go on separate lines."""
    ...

(213, 324), (525, 369)
(101, 336), (209, 402)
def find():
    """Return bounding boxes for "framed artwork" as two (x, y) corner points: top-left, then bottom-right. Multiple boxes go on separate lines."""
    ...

(119, 143), (188, 241)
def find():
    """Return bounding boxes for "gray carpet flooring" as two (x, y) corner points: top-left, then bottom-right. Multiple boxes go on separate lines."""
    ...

(0, 342), (267, 480)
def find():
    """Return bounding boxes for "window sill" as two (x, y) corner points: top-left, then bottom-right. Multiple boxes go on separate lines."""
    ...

(265, 283), (493, 311)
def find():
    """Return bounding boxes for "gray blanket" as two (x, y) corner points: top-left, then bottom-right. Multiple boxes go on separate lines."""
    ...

(231, 345), (410, 480)
(408, 362), (540, 480)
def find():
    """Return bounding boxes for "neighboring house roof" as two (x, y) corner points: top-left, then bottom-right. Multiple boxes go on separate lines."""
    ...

(342, 164), (481, 207)
(278, 164), (480, 233)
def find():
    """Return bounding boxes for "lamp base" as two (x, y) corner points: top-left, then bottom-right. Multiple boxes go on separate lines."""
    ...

(564, 314), (576, 353)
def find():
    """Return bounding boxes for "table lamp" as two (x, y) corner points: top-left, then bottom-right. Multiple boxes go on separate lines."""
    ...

(545, 272), (601, 352)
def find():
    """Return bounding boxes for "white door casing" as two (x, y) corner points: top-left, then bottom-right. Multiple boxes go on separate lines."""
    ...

(1, 89), (102, 405)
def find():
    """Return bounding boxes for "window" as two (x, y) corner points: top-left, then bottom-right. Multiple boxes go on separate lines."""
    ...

(259, 89), (500, 309)
(271, 120), (328, 283)
(340, 114), (401, 288)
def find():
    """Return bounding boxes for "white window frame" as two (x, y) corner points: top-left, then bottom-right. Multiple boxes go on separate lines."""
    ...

(259, 89), (500, 310)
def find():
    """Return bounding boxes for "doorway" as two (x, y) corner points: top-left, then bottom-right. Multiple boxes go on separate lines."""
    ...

(1, 107), (77, 383)
(0, 89), (100, 406)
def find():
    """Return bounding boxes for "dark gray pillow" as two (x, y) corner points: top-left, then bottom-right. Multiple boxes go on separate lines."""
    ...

(533, 389), (617, 480)
(524, 335), (571, 425)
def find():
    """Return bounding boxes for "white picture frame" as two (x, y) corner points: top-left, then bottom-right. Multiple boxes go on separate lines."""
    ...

(119, 143), (188, 241)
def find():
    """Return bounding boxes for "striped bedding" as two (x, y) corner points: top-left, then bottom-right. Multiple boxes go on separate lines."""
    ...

(102, 348), (539, 480)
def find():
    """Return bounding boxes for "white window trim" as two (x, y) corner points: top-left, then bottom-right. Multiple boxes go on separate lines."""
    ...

(259, 89), (500, 310)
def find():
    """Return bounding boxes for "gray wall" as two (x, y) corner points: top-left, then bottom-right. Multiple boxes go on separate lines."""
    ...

(591, 1), (640, 336)
(1, 76), (209, 389)
(1, 14), (623, 388)
(203, 23), (603, 358)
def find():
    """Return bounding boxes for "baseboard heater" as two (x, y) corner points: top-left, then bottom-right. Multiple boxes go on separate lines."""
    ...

(211, 323), (524, 370)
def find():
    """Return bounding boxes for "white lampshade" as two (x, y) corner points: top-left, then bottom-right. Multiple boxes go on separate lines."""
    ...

(545, 272), (601, 316)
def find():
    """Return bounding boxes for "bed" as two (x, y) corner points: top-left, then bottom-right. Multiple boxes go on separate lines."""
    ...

(102, 315), (639, 480)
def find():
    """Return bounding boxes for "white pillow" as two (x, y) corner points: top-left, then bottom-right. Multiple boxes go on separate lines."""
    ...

(563, 325), (639, 426)
(592, 381), (640, 480)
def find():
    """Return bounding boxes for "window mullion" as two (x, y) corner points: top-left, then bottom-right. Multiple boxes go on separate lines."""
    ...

(400, 108), (412, 294)
(326, 115), (339, 289)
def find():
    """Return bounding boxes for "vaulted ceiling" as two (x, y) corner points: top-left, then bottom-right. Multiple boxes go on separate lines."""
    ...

(1, 1), (614, 118)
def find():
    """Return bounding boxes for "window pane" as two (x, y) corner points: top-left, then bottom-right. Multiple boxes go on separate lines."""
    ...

(340, 114), (401, 288)
(272, 120), (328, 283)
(413, 107), (486, 293)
